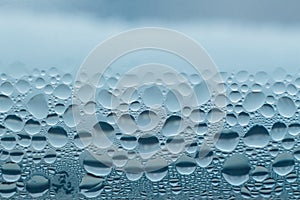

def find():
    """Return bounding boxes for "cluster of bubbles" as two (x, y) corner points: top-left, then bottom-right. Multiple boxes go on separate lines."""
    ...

(0, 67), (300, 199)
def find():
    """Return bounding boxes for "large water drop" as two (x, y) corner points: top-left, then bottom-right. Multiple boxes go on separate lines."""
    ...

(222, 154), (251, 186)
(27, 94), (48, 119)
(243, 125), (270, 148)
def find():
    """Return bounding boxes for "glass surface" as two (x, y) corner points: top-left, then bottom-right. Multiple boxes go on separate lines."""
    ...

(0, 1), (300, 199)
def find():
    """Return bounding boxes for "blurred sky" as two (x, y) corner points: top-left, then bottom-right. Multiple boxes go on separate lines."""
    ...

(1, 0), (300, 75)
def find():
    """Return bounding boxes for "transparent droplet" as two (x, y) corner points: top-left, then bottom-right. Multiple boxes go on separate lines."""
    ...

(243, 125), (270, 148)
(222, 154), (250, 186)
(0, 95), (13, 112)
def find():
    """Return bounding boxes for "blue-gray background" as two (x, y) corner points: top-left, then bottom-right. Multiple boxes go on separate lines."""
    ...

(1, 0), (300, 75)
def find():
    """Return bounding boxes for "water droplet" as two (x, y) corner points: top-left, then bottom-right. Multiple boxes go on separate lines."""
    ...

(120, 135), (137, 150)
(195, 146), (213, 168)
(194, 82), (211, 105)
(207, 108), (224, 123)
(63, 105), (81, 128)
(43, 149), (57, 164)
(272, 153), (294, 176)
(9, 150), (24, 163)
(97, 89), (117, 109)
(77, 84), (93, 103)
(92, 121), (114, 149)
(27, 94), (48, 119)
(288, 123), (300, 136)
(252, 166), (268, 182)
(79, 173), (104, 198)
(194, 123), (208, 135)
(166, 136), (185, 154)
(162, 116), (184, 137)
(83, 152), (112, 176)
(270, 122), (287, 141)
(243, 92), (265, 112)
(16, 80), (30, 94)
(4, 115), (24, 132)
(190, 109), (205, 123)
(138, 134), (160, 159)
(47, 126), (68, 148)
(142, 86), (163, 108)
(0, 82), (14, 96)
(1, 134), (16, 150)
(0, 182), (16, 198)
(117, 114), (137, 134)
(222, 154), (250, 186)
(243, 125), (270, 148)
(137, 110), (160, 131)
(74, 131), (92, 149)
(2, 162), (21, 182)
(165, 91), (180, 112)
(215, 131), (239, 152)
(145, 158), (168, 182)
(24, 119), (41, 135)
(26, 175), (50, 197)
(53, 84), (71, 100)
(17, 133), (31, 147)
(31, 134), (47, 150)
(124, 160), (143, 181)
(175, 155), (196, 175)
(293, 147), (300, 161)
(238, 112), (250, 126)
(277, 97), (296, 118)
(259, 104), (275, 118)
(0, 95), (13, 112)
